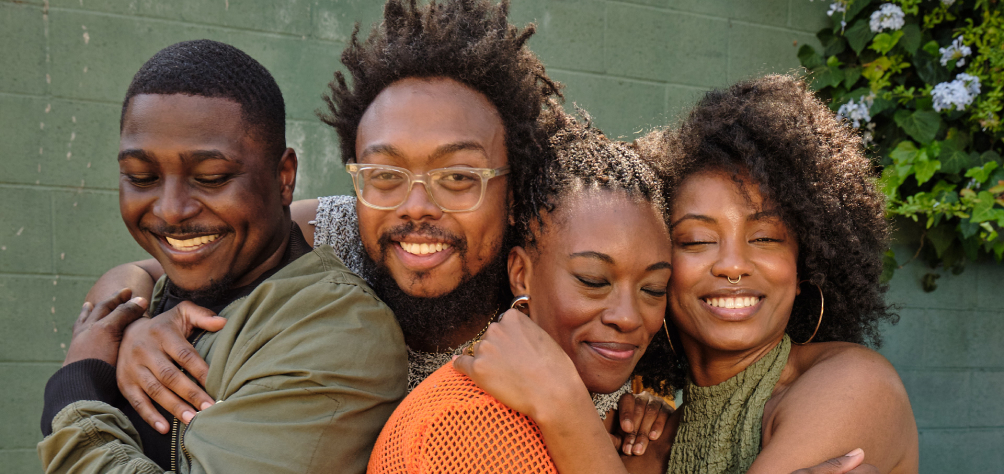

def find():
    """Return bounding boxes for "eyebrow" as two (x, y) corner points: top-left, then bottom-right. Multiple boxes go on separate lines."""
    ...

(570, 252), (672, 272)
(117, 149), (236, 164)
(358, 141), (489, 164)
(118, 149), (154, 163)
(670, 213), (715, 229)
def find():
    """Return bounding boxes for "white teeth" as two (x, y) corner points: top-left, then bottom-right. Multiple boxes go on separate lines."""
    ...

(165, 234), (219, 251)
(705, 296), (760, 309)
(400, 242), (451, 255)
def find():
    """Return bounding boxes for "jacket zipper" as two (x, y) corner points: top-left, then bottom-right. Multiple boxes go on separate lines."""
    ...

(172, 329), (208, 472)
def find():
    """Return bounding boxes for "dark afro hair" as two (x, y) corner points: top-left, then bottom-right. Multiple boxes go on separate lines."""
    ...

(319, 0), (562, 205)
(636, 74), (897, 393)
(121, 39), (287, 161)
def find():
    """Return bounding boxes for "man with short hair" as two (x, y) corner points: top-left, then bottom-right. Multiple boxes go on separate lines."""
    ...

(37, 39), (406, 474)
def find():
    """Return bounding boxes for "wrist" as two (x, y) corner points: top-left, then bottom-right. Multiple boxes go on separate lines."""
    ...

(532, 375), (593, 431)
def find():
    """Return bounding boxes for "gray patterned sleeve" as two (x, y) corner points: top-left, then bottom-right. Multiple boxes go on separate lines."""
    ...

(312, 195), (365, 276)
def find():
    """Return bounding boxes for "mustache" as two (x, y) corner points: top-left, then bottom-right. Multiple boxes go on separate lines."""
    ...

(377, 222), (467, 253)
(142, 223), (231, 237)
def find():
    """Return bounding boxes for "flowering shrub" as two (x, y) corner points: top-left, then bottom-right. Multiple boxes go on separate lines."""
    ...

(801, 0), (1004, 290)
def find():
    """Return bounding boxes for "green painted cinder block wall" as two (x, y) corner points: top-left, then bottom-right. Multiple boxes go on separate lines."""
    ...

(1, 1), (999, 472)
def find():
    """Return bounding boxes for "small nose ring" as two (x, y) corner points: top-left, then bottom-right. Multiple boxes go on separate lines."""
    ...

(727, 275), (741, 284)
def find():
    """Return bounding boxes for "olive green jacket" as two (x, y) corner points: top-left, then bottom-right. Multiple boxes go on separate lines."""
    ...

(38, 245), (408, 474)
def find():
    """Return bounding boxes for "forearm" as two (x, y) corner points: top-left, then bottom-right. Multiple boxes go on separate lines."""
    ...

(85, 260), (162, 306)
(534, 386), (631, 474)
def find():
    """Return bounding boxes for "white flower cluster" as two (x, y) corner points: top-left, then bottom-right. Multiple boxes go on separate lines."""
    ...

(942, 0), (956, 6)
(939, 36), (972, 68)
(870, 3), (905, 33)
(932, 73), (982, 112)
(838, 95), (874, 128)
(827, 2), (846, 17)
(862, 122), (877, 147)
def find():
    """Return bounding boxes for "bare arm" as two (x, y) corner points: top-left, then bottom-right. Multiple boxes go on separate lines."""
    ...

(84, 259), (163, 307)
(749, 345), (919, 474)
(290, 198), (319, 246)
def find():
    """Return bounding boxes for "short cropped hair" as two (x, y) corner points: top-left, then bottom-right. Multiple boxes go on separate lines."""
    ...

(121, 39), (287, 160)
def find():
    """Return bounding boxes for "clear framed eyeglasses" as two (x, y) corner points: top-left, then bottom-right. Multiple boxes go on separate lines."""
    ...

(345, 163), (510, 212)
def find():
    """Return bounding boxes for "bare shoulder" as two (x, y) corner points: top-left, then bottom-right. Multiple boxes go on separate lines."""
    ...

(755, 342), (918, 474)
(290, 199), (320, 245)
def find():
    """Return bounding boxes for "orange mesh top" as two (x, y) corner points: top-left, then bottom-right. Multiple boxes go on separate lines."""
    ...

(367, 361), (558, 474)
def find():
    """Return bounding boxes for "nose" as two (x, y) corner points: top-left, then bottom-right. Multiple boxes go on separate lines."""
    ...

(152, 177), (201, 225)
(600, 288), (645, 333)
(711, 237), (754, 283)
(395, 182), (444, 221)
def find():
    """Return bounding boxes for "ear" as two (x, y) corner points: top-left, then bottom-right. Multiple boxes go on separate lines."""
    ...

(277, 148), (298, 207)
(508, 246), (532, 298)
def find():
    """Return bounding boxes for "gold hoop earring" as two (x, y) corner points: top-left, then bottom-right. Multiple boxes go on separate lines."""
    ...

(509, 295), (530, 316)
(663, 319), (678, 357)
(792, 282), (824, 345)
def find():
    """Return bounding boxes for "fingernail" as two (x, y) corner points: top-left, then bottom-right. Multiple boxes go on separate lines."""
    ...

(634, 443), (645, 455)
(82, 302), (92, 310)
(649, 430), (659, 440)
(155, 421), (167, 433)
(845, 448), (863, 457)
(182, 411), (195, 424)
(200, 401), (213, 410)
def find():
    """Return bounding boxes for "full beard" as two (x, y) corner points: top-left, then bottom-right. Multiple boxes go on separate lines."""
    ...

(361, 223), (514, 352)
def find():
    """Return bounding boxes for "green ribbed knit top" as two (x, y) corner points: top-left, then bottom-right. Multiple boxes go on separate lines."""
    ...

(666, 334), (792, 474)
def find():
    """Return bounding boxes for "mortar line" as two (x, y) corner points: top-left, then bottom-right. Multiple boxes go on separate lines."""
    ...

(45, 5), (347, 44)
(605, 0), (812, 34)
(0, 183), (117, 193)
(549, 67), (709, 91)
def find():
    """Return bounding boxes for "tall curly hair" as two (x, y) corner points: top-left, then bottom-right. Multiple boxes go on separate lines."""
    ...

(635, 75), (898, 393)
(319, 0), (562, 216)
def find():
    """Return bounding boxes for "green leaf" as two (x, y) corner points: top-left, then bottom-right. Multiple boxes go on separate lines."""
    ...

(845, 19), (875, 55)
(845, 0), (874, 22)
(966, 162), (1000, 183)
(810, 66), (844, 90)
(959, 219), (981, 239)
(926, 224), (956, 257)
(894, 110), (942, 145)
(940, 146), (974, 175)
(914, 158), (942, 185)
(843, 66), (862, 88)
(826, 55), (843, 68)
(981, 151), (1003, 166)
(817, 29), (847, 57)
(970, 190), (1000, 222)
(922, 40), (940, 57)
(870, 95), (896, 116)
(798, 45), (824, 69)
(899, 24), (922, 55)
(870, 31), (904, 55)
(914, 51), (951, 85)
(890, 140), (920, 164)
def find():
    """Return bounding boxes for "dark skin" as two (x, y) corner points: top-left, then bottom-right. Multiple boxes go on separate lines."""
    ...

(64, 93), (298, 434)
(94, 79), (673, 445)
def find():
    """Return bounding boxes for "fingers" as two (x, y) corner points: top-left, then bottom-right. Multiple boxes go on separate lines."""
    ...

(94, 288), (134, 321)
(174, 301), (226, 334)
(118, 371), (170, 434)
(630, 397), (664, 455)
(160, 340), (214, 409)
(791, 449), (866, 474)
(100, 297), (149, 332)
(137, 361), (198, 425)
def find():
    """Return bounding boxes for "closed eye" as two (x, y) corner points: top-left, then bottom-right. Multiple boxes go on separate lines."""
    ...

(195, 175), (233, 186)
(123, 174), (158, 187)
(576, 276), (608, 288)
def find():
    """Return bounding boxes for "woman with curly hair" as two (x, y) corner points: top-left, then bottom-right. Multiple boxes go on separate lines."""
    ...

(462, 75), (918, 474)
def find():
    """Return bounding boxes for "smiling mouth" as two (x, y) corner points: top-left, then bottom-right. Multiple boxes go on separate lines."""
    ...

(398, 241), (452, 256)
(704, 296), (761, 309)
(164, 234), (221, 252)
